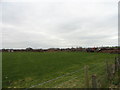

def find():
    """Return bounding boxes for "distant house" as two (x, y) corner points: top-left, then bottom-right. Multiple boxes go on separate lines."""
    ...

(8, 49), (14, 52)
(26, 47), (33, 51)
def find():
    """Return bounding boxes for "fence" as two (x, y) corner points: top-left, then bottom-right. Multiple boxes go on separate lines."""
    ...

(26, 57), (120, 89)
(85, 57), (120, 88)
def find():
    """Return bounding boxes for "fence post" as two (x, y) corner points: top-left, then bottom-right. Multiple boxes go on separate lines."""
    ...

(117, 58), (120, 86)
(111, 64), (115, 75)
(115, 57), (118, 72)
(97, 79), (101, 88)
(106, 60), (110, 81)
(111, 64), (115, 79)
(92, 75), (97, 88)
(115, 58), (120, 84)
(84, 65), (89, 88)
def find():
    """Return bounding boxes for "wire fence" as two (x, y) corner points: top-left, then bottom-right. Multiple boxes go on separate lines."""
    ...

(23, 57), (120, 89)
(26, 67), (85, 89)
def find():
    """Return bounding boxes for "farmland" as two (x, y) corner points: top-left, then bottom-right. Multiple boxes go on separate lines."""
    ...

(2, 52), (118, 88)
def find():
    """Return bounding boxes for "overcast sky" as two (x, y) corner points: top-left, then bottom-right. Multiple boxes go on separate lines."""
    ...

(0, 0), (119, 49)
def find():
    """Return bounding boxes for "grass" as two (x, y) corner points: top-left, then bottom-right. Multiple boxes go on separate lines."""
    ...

(2, 52), (118, 88)
(0, 52), (2, 89)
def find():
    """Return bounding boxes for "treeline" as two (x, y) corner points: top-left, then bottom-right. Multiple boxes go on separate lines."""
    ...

(1, 46), (119, 53)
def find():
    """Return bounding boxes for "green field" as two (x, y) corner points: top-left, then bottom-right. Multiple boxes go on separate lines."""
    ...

(2, 52), (117, 88)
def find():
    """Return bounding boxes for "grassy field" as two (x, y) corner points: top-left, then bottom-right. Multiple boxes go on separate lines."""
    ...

(2, 52), (118, 88)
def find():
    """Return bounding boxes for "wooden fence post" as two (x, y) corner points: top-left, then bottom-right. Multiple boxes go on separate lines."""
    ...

(115, 57), (118, 72)
(84, 65), (89, 88)
(97, 79), (101, 88)
(115, 58), (120, 83)
(117, 58), (120, 86)
(111, 64), (115, 75)
(106, 60), (110, 81)
(111, 64), (115, 79)
(92, 75), (97, 88)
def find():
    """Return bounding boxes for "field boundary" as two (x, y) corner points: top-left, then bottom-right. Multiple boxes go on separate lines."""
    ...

(26, 68), (84, 89)
(26, 57), (120, 88)
(26, 64), (103, 89)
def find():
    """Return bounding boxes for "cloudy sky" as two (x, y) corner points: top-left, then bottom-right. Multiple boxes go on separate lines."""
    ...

(0, 0), (119, 49)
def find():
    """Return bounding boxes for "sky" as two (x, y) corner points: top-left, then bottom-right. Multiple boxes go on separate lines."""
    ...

(0, 0), (119, 49)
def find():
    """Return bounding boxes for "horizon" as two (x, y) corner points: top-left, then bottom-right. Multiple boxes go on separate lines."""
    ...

(0, 45), (119, 50)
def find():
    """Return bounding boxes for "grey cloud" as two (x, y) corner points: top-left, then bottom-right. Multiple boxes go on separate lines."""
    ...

(1, 0), (118, 48)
